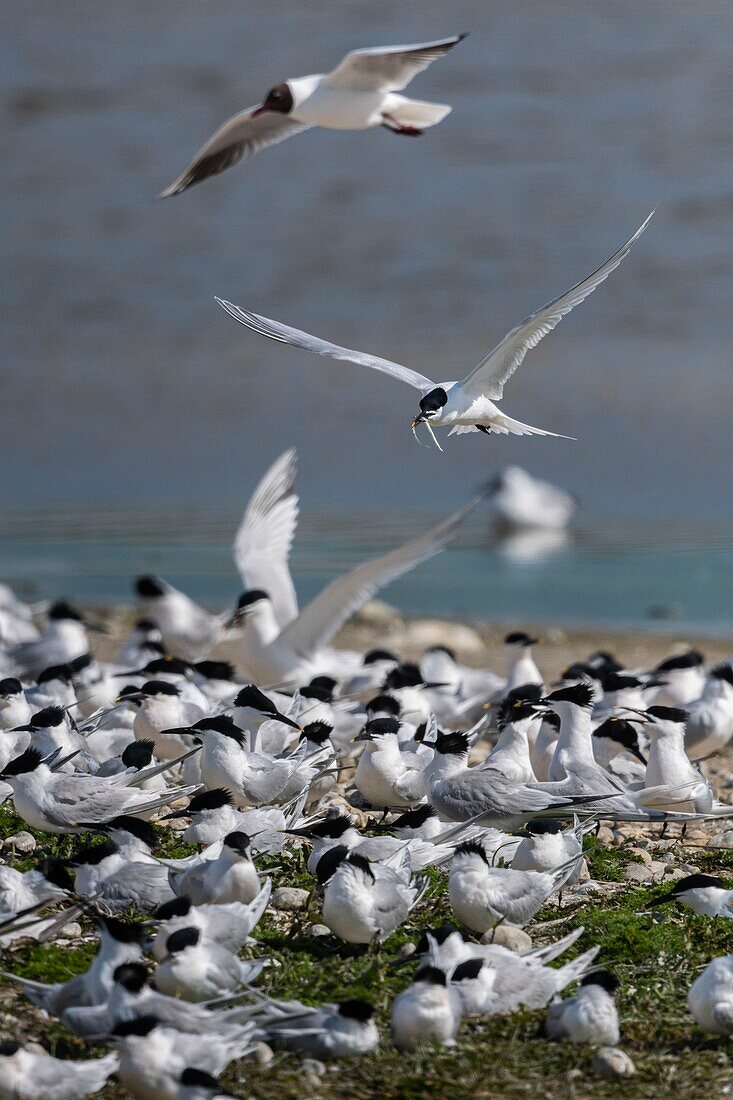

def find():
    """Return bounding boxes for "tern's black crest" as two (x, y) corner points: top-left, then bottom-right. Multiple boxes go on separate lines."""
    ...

(1, 746), (43, 776)
(364, 717), (400, 738)
(98, 915), (145, 944)
(315, 844), (350, 886)
(670, 873), (725, 893)
(140, 657), (190, 676)
(194, 660), (235, 681)
(347, 852), (375, 881)
(107, 816), (158, 848)
(366, 694), (400, 717)
(390, 804), (437, 830)
(310, 675), (338, 693)
(452, 958), (484, 982)
(545, 682), (594, 709)
(71, 840), (117, 866)
(180, 1068), (224, 1089)
(37, 664), (73, 685)
(560, 662), (595, 683)
(504, 631), (537, 647)
(233, 685), (278, 712)
(0, 1041), (20, 1055)
(434, 730), (469, 756)
(601, 672), (644, 693)
(302, 720), (333, 745)
(415, 925), (460, 952)
(193, 715), (245, 743)
(415, 966), (447, 986)
(47, 600), (83, 622)
(593, 718), (642, 751)
(114, 963), (148, 993)
(112, 1016), (159, 1037)
(655, 650), (704, 672)
(223, 830), (251, 854)
(69, 653), (92, 674)
(236, 589), (270, 610)
(455, 839), (488, 863)
(300, 683), (333, 703)
(140, 680), (179, 698)
(303, 815), (352, 840)
(166, 926), (200, 953)
(581, 969), (619, 993)
(418, 387), (448, 417)
(524, 818), (563, 836)
(30, 705), (65, 729)
(121, 740), (155, 770)
(363, 648), (397, 666)
(383, 663), (423, 691)
(154, 896), (192, 920)
(37, 857), (74, 892)
(337, 999), (375, 1021)
(262, 82), (294, 114)
(497, 684), (543, 729)
(187, 788), (234, 813)
(711, 663), (733, 686)
(0, 678), (22, 696)
(646, 705), (689, 724)
(135, 575), (166, 598)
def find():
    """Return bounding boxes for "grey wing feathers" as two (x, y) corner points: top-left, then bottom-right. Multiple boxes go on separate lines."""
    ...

(325, 35), (466, 91)
(460, 211), (654, 400)
(279, 496), (480, 658)
(161, 110), (310, 196)
(215, 299), (434, 391)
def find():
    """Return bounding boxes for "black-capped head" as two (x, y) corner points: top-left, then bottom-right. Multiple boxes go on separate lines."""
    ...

(655, 650), (704, 673)
(544, 712), (561, 731)
(0, 1041), (20, 1056)
(346, 852), (376, 881)
(310, 675), (337, 694)
(434, 730), (469, 757)
(315, 844), (350, 886)
(37, 664), (73, 685)
(193, 660), (235, 682)
(560, 662), (595, 683)
(299, 814), (352, 840)
(337, 999), (375, 1021)
(454, 839), (488, 863)
(587, 650), (623, 674)
(135, 619), (158, 633)
(69, 653), (93, 674)
(154, 896), (192, 921)
(452, 958), (484, 982)
(545, 683), (594, 709)
(71, 839), (117, 866)
(302, 721), (333, 745)
(363, 648), (397, 666)
(118, 684), (142, 702)
(668, 873), (725, 894)
(180, 1068), (228, 1091)
(363, 717), (400, 740)
(114, 962), (149, 993)
(299, 683), (333, 704)
(1, 746), (43, 776)
(523, 818), (563, 836)
(233, 684), (277, 712)
(593, 718), (646, 762)
(711, 663), (733, 686)
(365, 694), (401, 718)
(112, 1016), (159, 1038)
(415, 925), (461, 953)
(186, 788), (234, 814)
(261, 82), (294, 115)
(415, 966), (447, 986)
(581, 969), (619, 993)
(135, 575), (166, 599)
(389, 804), (437, 830)
(235, 589), (270, 612)
(107, 816), (158, 848)
(416, 387), (448, 421)
(29, 705), (66, 729)
(383, 663), (423, 691)
(193, 715), (245, 744)
(601, 672), (644, 694)
(121, 740), (155, 770)
(497, 683), (543, 728)
(0, 678), (22, 697)
(140, 680), (179, 698)
(645, 705), (689, 724)
(47, 601), (84, 623)
(223, 830), (251, 855)
(504, 631), (538, 647)
(139, 657), (191, 677)
(98, 915), (145, 944)
(36, 857), (74, 892)
(166, 926), (200, 954)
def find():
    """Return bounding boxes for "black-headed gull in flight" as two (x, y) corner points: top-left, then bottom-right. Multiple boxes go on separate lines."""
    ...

(161, 35), (466, 196)
(217, 212), (653, 450)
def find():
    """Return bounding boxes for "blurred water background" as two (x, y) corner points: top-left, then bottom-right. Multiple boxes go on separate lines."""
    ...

(2, 1), (733, 630)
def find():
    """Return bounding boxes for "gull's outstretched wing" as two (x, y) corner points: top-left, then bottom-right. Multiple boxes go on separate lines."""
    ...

(233, 450), (300, 629)
(160, 109), (311, 197)
(460, 212), (654, 400)
(279, 497), (481, 658)
(324, 35), (467, 91)
(216, 300), (434, 391)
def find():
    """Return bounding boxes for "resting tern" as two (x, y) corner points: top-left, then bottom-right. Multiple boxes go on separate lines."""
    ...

(258, 997), (379, 1058)
(652, 650), (706, 708)
(162, 787), (286, 852)
(649, 873), (733, 918)
(683, 663), (733, 760)
(169, 830), (261, 905)
(353, 717), (428, 807)
(154, 925), (267, 1002)
(0, 1043), (118, 1100)
(218, 212), (652, 448)
(688, 954), (733, 1035)
(0, 677), (30, 731)
(486, 465), (576, 531)
(149, 879), (271, 960)
(485, 686), (543, 782)
(178, 1068), (237, 1100)
(545, 970), (620, 1045)
(161, 36), (465, 196)
(8, 601), (95, 678)
(511, 818), (584, 882)
(318, 847), (426, 943)
(390, 966), (462, 1050)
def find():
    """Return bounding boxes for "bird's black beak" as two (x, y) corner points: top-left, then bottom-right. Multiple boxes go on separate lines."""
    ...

(274, 712), (302, 732)
(283, 826), (315, 840)
(648, 891), (677, 907)
(160, 807), (189, 820)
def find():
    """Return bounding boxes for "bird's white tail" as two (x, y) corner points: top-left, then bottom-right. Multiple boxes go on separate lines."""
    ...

(494, 413), (576, 440)
(385, 95), (452, 128)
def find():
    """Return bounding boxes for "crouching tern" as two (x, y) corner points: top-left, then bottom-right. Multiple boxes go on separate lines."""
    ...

(217, 212), (652, 448)
(688, 953), (733, 1035)
(0, 1042), (118, 1100)
(318, 846), (427, 943)
(390, 966), (462, 1050)
(161, 36), (466, 196)
(545, 970), (621, 1045)
(254, 995), (379, 1058)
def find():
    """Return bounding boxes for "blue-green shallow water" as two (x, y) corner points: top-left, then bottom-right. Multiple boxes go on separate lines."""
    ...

(2, 508), (732, 636)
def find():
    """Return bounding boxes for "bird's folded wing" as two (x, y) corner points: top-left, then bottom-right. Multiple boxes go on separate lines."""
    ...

(712, 1003), (733, 1034)
(279, 497), (480, 658)
(459, 211), (654, 400)
(160, 109), (311, 197)
(215, 300), (433, 391)
(233, 449), (300, 629)
(324, 35), (466, 91)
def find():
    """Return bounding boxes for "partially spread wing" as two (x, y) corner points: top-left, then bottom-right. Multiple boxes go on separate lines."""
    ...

(460, 211), (654, 400)
(279, 497), (481, 658)
(325, 35), (466, 91)
(233, 450), (300, 629)
(216, 300), (433, 391)
(160, 108), (311, 197)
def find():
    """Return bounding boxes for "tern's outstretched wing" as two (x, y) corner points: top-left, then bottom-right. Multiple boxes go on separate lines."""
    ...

(324, 35), (466, 91)
(459, 212), (654, 400)
(233, 450), (300, 629)
(160, 109), (311, 197)
(279, 497), (481, 658)
(216, 300), (433, 391)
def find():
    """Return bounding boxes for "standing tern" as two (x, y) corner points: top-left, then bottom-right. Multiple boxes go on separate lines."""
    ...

(160, 36), (466, 196)
(217, 212), (652, 448)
